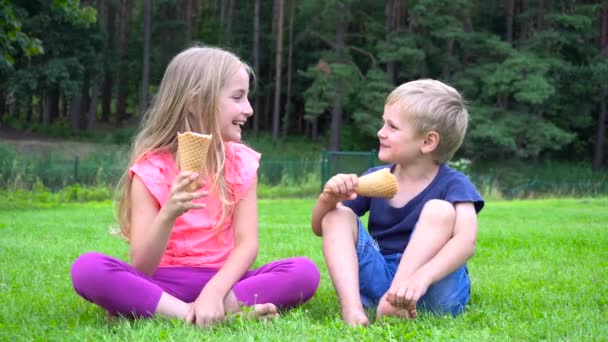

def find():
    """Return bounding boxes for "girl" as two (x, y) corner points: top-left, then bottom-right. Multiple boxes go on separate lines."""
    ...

(71, 46), (320, 327)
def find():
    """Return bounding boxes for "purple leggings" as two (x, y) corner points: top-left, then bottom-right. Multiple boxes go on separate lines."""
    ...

(71, 252), (320, 317)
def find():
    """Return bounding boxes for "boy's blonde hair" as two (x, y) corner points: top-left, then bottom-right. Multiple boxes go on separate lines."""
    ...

(386, 79), (469, 164)
(116, 46), (253, 240)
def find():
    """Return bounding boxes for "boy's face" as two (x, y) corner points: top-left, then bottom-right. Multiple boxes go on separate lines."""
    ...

(377, 104), (425, 164)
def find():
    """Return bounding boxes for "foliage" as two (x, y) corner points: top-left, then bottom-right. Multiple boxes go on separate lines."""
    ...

(0, 0), (43, 67)
(0, 0), (607, 167)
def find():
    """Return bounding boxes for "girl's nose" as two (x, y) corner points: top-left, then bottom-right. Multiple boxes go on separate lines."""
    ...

(245, 99), (253, 116)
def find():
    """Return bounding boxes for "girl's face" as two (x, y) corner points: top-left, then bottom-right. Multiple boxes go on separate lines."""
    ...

(377, 104), (425, 164)
(218, 67), (253, 142)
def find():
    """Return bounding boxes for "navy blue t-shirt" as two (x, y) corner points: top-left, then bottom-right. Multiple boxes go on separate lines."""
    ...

(343, 164), (484, 255)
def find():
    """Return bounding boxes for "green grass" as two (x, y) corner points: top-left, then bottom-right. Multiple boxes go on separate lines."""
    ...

(0, 198), (607, 340)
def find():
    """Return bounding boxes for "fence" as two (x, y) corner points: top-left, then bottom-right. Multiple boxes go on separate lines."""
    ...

(1, 142), (607, 198)
(320, 150), (379, 191)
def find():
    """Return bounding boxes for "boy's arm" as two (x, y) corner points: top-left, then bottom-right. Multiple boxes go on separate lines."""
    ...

(311, 193), (341, 236)
(405, 202), (478, 286)
(311, 174), (359, 236)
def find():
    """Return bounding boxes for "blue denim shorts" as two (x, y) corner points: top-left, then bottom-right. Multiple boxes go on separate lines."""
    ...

(356, 219), (471, 316)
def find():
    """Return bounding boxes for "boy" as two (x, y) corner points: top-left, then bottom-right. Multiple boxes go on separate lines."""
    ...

(311, 79), (484, 327)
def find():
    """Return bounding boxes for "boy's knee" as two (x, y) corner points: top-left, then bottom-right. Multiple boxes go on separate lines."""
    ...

(420, 199), (455, 227)
(321, 206), (357, 232)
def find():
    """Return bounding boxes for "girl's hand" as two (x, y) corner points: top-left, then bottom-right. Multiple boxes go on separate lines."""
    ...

(322, 173), (358, 202)
(185, 291), (226, 328)
(162, 171), (208, 220)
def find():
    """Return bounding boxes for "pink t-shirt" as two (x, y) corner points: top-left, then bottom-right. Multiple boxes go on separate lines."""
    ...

(129, 142), (261, 269)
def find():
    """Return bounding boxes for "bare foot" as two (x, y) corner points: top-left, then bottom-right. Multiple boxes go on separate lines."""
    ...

(247, 303), (279, 320)
(105, 311), (118, 323)
(342, 307), (370, 327)
(376, 297), (417, 321)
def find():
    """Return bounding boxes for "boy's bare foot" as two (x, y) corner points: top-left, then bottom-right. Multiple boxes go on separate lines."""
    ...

(376, 297), (417, 321)
(342, 307), (370, 327)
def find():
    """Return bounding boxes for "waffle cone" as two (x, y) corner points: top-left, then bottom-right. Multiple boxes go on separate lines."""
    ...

(177, 132), (212, 191)
(355, 168), (397, 199)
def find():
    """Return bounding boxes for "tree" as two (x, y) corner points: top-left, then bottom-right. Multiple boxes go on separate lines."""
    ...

(252, 0), (261, 136)
(593, 5), (608, 170)
(139, 0), (152, 119)
(272, 0), (284, 139)
(282, 0), (296, 136)
(116, 0), (133, 124)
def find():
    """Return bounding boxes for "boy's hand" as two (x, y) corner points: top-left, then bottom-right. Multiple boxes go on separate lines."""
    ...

(386, 274), (431, 311)
(322, 173), (358, 202)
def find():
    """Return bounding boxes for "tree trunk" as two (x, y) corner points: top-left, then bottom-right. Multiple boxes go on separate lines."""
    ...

(42, 92), (50, 125)
(139, 0), (152, 120)
(26, 95), (33, 123)
(186, 0), (193, 42)
(442, 38), (454, 80)
(252, 0), (261, 137)
(538, 0), (545, 30)
(116, 0), (133, 124)
(69, 94), (83, 131)
(593, 7), (608, 170)
(0, 89), (5, 122)
(330, 3), (348, 151)
(462, 15), (473, 68)
(505, 0), (514, 42)
(282, 0), (295, 137)
(272, 0), (284, 139)
(101, 1), (116, 123)
(88, 78), (100, 130)
(521, 0), (530, 39)
(385, 0), (396, 84)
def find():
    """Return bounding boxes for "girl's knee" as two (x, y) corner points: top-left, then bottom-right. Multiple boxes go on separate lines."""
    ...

(289, 257), (321, 300)
(71, 252), (107, 291)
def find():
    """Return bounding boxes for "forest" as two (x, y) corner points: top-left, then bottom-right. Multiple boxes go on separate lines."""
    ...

(1, 0), (607, 169)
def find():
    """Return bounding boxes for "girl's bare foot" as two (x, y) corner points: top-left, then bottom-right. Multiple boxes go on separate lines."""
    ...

(247, 303), (279, 320)
(342, 307), (370, 327)
(376, 297), (417, 321)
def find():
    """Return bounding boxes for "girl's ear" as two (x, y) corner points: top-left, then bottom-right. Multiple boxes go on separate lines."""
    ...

(421, 131), (440, 154)
(186, 98), (195, 115)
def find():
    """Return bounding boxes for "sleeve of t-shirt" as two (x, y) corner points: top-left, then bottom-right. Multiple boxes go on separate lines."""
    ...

(444, 172), (485, 213)
(225, 142), (261, 202)
(129, 153), (173, 206)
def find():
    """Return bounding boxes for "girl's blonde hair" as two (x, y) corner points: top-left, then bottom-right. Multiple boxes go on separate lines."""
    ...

(386, 79), (469, 164)
(116, 46), (253, 240)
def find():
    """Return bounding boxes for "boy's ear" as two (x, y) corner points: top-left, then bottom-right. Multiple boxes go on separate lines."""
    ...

(421, 131), (440, 153)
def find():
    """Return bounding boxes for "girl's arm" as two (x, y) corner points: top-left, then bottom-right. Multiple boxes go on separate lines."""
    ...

(197, 177), (260, 303)
(129, 172), (205, 275)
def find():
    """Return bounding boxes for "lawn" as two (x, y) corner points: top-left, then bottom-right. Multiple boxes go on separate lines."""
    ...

(0, 198), (607, 341)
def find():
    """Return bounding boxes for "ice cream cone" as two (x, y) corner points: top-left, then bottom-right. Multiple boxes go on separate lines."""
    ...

(177, 132), (213, 191)
(355, 168), (397, 199)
